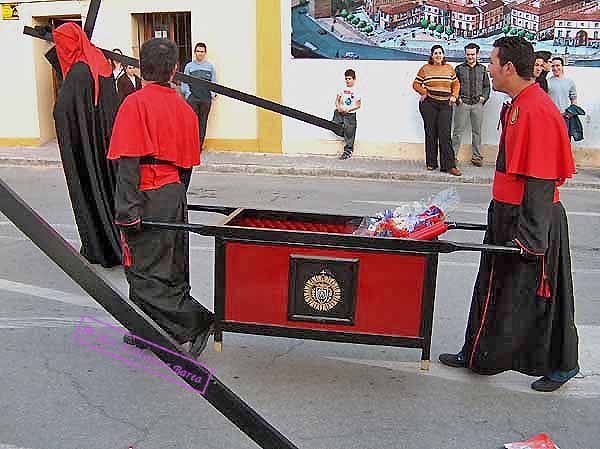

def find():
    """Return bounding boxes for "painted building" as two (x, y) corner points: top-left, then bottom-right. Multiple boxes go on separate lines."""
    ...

(1, 0), (600, 166)
(554, 4), (600, 47)
(508, 0), (594, 40)
(379, 2), (422, 29)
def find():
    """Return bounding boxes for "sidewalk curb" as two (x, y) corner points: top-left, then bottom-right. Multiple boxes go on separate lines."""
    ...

(198, 163), (600, 189)
(196, 163), (496, 184)
(2, 158), (599, 189)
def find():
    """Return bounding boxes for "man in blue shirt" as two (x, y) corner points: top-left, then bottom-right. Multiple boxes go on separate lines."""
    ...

(182, 42), (217, 152)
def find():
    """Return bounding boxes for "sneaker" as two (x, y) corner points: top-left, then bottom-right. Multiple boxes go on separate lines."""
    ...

(471, 158), (483, 167)
(339, 152), (352, 160)
(531, 366), (579, 392)
(439, 350), (466, 368)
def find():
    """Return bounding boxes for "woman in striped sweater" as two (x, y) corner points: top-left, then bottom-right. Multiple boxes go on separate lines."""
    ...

(413, 45), (462, 176)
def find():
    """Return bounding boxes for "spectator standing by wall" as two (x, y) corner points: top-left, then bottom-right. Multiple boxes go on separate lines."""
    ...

(548, 57), (577, 120)
(117, 65), (142, 103)
(452, 43), (490, 167)
(413, 45), (461, 176)
(533, 50), (552, 93)
(110, 48), (125, 84)
(332, 69), (362, 160)
(181, 42), (217, 152)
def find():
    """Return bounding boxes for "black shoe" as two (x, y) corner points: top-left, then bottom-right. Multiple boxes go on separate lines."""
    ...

(531, 366), (579, 392)
(439, 351), (466, 368)
(339, 152), (352, 160)
(123, 334), (150, 350)
(471, 158), (483, 167)
(182, 324), (214, 358)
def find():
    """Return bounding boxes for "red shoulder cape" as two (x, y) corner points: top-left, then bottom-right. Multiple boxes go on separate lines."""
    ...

(504, 83), (575, 181)
(108, 83), (201, 168)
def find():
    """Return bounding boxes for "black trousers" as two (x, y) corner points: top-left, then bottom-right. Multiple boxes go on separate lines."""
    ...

(419, 97), (456, 171)
(187, 97), (212, 151)
(121, 182), (214, 344)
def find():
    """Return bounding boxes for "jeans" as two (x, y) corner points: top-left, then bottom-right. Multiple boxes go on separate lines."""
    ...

(187, 97), (212, 151)
(332, 110), (357, 154)
(452, 102), (484, 160)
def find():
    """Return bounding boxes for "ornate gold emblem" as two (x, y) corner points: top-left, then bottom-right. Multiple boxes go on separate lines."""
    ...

(510, 106), (519, 125)
(303, 270), (341, 312)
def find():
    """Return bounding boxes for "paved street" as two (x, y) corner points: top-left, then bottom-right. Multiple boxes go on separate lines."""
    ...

(1, 167), (599, 449)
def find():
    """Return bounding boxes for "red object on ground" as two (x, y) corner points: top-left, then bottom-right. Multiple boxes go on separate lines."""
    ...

(504, 433), (560, 449)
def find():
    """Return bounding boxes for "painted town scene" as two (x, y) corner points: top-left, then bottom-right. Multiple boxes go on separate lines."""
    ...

(291, 0), (600, 65)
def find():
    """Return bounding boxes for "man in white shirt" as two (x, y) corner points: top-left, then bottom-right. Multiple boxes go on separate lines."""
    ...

(333, 69), (362, 160)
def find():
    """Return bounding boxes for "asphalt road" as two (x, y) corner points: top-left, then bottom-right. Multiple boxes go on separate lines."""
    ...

(1, 167), (599, 449)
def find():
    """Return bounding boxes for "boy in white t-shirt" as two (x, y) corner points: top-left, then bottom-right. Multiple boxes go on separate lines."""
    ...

(333, 69), (362, 159)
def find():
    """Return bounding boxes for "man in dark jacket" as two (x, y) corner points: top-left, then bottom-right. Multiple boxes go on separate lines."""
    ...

(116, 65), (142, 103)
(452, 43), (491, 167)
(534, 50), (552, 93)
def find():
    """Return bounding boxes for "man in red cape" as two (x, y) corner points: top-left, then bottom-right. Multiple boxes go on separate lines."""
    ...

(53, 23), (121, 268)
(439, 37), (579, 392)
(108, 38), (213, 353)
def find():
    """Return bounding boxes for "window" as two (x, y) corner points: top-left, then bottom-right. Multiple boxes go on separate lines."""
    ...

(595, 31), (598, 38)
(557, 30), (562, 37)
(132, 12), (192, 71)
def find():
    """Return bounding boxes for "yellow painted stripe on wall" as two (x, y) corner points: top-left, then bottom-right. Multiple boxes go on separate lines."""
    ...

(204, 139), (260, 152)
(256, 0), (283, 154)
(0, 138), (41, 147)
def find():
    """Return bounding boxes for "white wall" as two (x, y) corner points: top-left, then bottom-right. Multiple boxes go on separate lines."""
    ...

(0, 0), (87, 143)
(93, 0), (258, 141)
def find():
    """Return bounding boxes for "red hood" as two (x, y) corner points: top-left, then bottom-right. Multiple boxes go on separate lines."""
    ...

(53, 23), (112, 105)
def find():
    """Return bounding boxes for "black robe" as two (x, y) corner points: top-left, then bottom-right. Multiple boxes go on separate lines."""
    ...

(461, 84), (578, 377)
(53, 61), (122, 267)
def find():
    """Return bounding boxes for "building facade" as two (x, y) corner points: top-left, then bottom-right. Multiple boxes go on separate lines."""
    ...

(554, 4), (600, 47)
(1, 0), (600, 165)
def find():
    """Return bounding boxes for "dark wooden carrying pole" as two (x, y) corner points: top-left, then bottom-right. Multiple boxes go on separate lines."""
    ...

(0, 177), (299, 449)
(22, 28), (343, 135)
(83, 0), (101, 39)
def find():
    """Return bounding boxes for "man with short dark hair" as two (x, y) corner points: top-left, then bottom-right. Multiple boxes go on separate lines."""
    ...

(548, 56), (578, 120)
(108, 38), (214, 355)
(533, 50), (552, 93)
(452, 42), (490, 167)
(182, 42), (217, 153)
(439, 37), (579, 392)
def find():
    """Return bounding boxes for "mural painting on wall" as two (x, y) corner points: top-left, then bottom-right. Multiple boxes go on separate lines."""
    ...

(291, 0), (600, 66)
